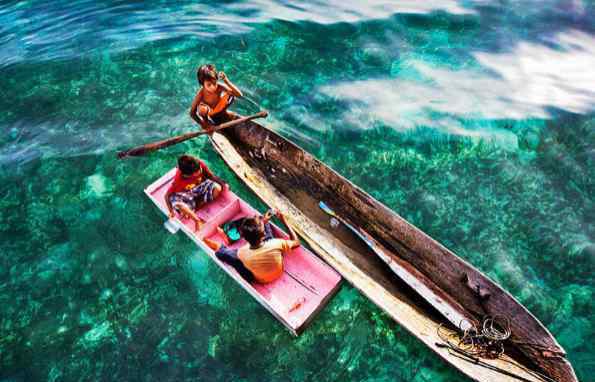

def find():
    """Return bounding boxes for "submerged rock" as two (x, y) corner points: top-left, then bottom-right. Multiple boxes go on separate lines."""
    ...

(558, 318), (591, 352)
(80, 321), (114, 347)
(208, 335), (220, 357)
(82, 173), (113, 199)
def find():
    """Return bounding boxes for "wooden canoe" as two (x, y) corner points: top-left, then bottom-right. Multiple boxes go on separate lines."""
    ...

(145, 168), (342, 335)
(209, 120), (578, 382)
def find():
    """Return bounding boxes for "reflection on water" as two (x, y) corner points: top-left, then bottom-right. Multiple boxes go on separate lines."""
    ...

(320, 29), (595, 141)
(4, 0), (593, 68)
(0, 0), (472, 67)
(0, 1), (593, 381)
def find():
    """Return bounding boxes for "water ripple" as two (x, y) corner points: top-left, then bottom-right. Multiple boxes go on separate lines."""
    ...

(320, 29), (595, 142)
(0, 0), (475, 67)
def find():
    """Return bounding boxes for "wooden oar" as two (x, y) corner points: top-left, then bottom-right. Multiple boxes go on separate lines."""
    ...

(117, 111), (268, 159)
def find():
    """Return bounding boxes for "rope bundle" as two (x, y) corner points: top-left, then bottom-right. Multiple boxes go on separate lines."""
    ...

(436, 316), (562, 382)
(438, 316), (511, 359)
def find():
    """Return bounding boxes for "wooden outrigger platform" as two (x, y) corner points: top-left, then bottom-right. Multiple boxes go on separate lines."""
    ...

(208, 120), (577, 382)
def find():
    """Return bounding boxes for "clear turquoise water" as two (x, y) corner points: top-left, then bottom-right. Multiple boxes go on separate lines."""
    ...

(1, 1), (593, 381)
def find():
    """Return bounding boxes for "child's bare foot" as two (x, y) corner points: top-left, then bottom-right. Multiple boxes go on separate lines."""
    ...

(194, 219), (204, 232)
(204, 237), (220, 251)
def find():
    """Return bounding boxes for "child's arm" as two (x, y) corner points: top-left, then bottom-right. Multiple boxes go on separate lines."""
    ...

(202, 162), (227, 189)
(218, 71), (243, 97)
(189, 89), (207, 127)
(263, 208), (276, 223)
(278, 212), (301, 249)
(165, 189), (176, 218)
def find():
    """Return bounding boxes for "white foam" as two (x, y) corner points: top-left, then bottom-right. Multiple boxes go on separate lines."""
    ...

(225, 0), (473, 25)
(320, 29), (595, 142)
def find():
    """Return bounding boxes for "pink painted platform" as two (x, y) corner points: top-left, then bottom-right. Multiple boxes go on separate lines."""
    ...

(145, 168), (342, 335)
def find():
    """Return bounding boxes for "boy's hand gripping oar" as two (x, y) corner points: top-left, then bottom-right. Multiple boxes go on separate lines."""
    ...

(117, 111), (268, 159)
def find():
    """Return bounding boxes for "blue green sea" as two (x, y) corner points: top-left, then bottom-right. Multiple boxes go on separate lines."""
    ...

(1, 1), (593, 381)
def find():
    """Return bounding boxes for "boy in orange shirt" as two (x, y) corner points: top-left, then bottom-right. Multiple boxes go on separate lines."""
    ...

(189, 64), (243, 130)
(204, 210), (300, 283)
(165, 154), (228, 231)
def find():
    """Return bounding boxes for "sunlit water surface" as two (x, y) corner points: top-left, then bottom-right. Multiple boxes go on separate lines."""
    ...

(1, 1), (593, 381)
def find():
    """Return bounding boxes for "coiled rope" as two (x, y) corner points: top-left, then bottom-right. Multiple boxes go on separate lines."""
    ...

(438, 316), (510, 359)
(437, 316), (558, 382)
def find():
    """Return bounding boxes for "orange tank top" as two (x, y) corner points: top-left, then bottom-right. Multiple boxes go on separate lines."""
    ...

(237, 239), (293, 283)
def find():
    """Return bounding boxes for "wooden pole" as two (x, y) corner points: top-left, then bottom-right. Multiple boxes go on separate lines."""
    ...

(117, 111), (267, 159)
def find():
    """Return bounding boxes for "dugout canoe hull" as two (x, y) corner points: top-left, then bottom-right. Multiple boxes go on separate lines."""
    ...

(210, 121), (577, 382)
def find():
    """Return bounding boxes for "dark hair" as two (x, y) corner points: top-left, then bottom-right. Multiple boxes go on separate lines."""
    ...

(239, 217), (265, 246)
(177, 154), (200, 176)
(197, 64), (217, 85)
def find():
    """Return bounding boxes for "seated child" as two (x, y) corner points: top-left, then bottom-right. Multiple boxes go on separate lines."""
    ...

(204, 210), (300, 284)
(189, 63), (243, 129)
(165, 154), (228, 231)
